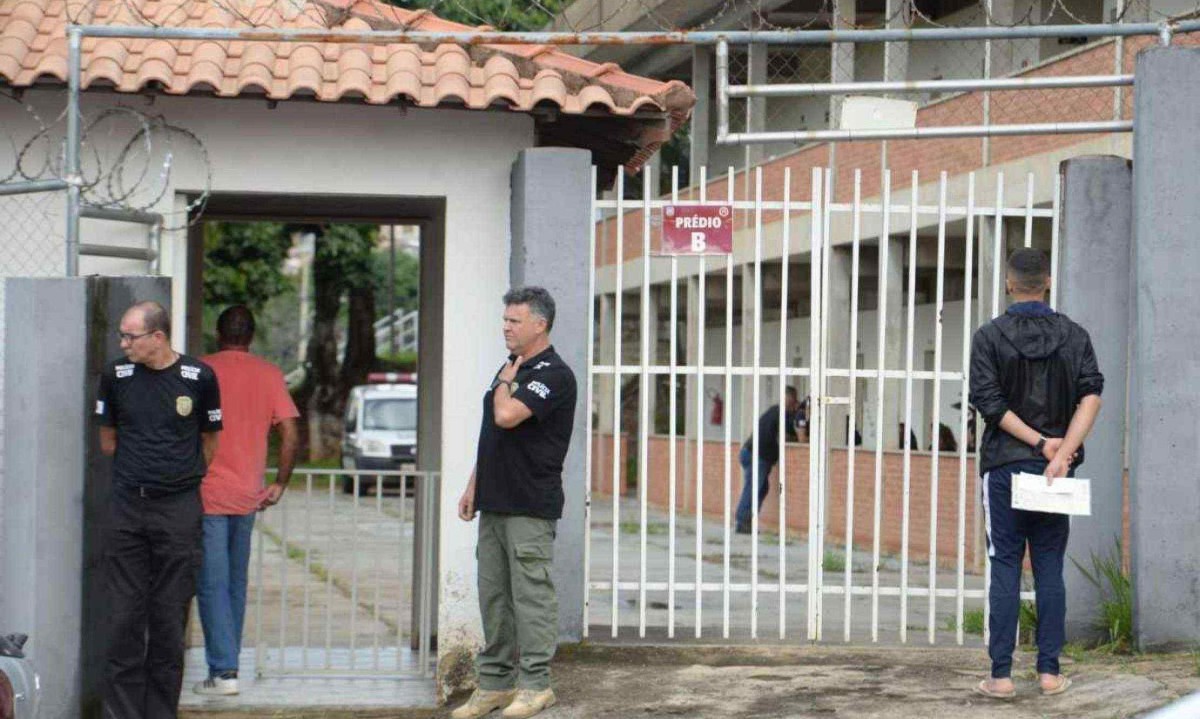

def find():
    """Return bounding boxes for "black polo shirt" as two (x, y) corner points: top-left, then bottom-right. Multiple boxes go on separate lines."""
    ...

(95, 354), (222, 494)
(474, 346), (577, 520)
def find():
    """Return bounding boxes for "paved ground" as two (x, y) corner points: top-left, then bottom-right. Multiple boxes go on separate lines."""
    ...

(588, 497), (992, 644)
(180, 481), (435, 710)
(181, 643), (1200, 718)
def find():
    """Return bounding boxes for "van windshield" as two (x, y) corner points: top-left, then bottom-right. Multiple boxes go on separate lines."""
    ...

(363, 398), (417, 431)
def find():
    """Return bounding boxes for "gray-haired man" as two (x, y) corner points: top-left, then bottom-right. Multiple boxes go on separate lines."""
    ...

(453, 287), (577, 719)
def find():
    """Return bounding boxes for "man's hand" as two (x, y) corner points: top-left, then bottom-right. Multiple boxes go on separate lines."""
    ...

(1044, 455), (1070, 484)
(1041, 437), (1063, 461)
(458, 489), (476, 522)
(497, 355), (524, 384)
(258, 481), (286, 511)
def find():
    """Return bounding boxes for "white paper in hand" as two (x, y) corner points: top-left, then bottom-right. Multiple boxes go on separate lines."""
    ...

(1011, 473), (1091, 516)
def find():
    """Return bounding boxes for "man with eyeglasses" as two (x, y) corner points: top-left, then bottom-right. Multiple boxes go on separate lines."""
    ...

(95, 300), (222, 718)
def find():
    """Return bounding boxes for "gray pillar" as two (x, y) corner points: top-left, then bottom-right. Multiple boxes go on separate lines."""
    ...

(831, 0), (856, 126)
(597, 293), (615, 432)
(690, 47), (712, 184)
(740, 263), (757, 441)
(644, 285), (662, 436)
(510, 147), (592, 641)
(683, 275), (699, 508)
(976, 214), (1005, 326)
(747, 43), (767, 167)
(1130, 47), (1200, 649)
(881, 237), (904, 450)
(1057, 156), (1132, 643)
(3, 276), (169, 719)
(415, 218), (444, 648)
(825, 247), (853, 449)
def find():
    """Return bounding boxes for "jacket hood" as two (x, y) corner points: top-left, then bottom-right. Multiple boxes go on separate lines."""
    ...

(993, 306), (1073, 360)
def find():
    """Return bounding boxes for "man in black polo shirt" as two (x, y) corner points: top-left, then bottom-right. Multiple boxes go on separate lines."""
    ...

(453, 287), (577, 719)
(95, 301), (222, 718)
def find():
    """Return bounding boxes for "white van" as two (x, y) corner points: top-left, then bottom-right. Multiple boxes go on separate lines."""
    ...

(339, 379), (417, 495)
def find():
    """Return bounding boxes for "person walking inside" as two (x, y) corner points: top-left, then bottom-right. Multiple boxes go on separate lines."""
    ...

(735, 387), (800, 534)
(452, 287), (577, 719)
(194, 306), (299, 696)
(96, 301), (222, 717)
(969, 248), (1103, 700)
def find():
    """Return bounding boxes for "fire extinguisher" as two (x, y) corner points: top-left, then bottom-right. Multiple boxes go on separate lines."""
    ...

(708, 389), (724, 426)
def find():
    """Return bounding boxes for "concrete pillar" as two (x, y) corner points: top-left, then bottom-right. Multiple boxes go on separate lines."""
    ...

(415, 217), (445, 649)
(825, 247), (853, 449)
(831, 0), (857, 126)
(643, 285), (662, 437)
(509, 148), (592, 641)
(881, 237), (904, 449)
(3, 276), (169, 719)
(740, 263), (758, 442)
(1056, 156), (1132, 643)
(1130, 47), (1200, 649)
(747, 42), (768, 167)
(976, 214), (1006, 327)
(690, 46), (711, 184)
(597, 293), (616, 433)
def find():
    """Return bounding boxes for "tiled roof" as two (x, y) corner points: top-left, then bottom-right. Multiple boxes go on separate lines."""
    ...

(0, 0), (694, 172)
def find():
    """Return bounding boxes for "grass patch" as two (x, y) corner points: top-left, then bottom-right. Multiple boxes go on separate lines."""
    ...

(1192, 646), (1200, 677)
(1070, 539), (1134, 653)
(619, 522), (669, 536)
(944, 608), (986, 635)
(822, 551), (847, 573)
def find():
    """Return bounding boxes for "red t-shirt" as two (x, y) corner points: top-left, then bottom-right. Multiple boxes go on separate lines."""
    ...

(200, 350), (300, 515)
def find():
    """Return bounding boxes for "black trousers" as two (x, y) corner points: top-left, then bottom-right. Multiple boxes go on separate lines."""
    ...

(103, 486), (203, 719)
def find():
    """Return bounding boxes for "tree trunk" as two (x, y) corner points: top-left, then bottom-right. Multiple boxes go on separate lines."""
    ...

(340, 286), (377, 398)
(299, 255), (344, 461)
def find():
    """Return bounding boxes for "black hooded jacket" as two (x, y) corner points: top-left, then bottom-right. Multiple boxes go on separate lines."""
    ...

(969, 302), (1104, 474)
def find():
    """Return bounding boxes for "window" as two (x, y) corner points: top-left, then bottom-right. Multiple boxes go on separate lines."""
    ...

(363, 398), (417, 431)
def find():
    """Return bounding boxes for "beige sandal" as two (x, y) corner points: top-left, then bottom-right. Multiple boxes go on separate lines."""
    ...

(974, 679), (1017, 700)
(1041, 675), (1071, 696)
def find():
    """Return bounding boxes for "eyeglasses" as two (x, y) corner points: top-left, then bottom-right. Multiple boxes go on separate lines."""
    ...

(118, 330), (154, 342)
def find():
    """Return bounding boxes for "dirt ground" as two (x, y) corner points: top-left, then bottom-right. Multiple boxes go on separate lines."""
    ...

(180, 642), (1200, 719)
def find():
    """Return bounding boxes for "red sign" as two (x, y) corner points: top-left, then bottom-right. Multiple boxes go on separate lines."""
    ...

(660, 204), (733, 255)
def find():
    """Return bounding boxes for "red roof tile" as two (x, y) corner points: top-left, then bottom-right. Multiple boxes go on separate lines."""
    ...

(0, 0), (694, 172)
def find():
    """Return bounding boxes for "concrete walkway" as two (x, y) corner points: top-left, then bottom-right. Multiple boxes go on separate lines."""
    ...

(588, 497), (992, 645)
(180, 483), (436, 710)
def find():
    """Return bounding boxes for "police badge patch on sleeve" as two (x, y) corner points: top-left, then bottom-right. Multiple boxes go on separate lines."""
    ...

(176, 396), (194, 416)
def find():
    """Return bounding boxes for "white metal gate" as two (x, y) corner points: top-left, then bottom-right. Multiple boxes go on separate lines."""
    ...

(585, 163), (1057, 644)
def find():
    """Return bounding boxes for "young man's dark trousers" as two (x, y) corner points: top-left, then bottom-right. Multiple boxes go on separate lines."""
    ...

(104, 485), (203, 719)
(982, 458), (1070, 679)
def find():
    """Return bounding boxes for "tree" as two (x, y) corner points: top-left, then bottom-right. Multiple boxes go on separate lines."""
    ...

(201, 221), (292, 352)
(391, 0), (567, 31)
(293, 224), (379, 459)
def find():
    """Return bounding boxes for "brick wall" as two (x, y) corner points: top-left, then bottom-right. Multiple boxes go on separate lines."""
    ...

(594, 37), (1147, 268)
(591, 432), (982, 570)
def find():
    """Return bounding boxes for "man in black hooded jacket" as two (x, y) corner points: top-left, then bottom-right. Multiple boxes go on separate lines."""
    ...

(969, 248), (1103, 700)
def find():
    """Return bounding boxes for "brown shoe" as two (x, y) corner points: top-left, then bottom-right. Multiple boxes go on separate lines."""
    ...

(501, 688), (557, 718)
(450, 688), (517, 719)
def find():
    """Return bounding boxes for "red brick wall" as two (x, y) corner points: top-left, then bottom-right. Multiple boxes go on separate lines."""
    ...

(591, 432), (982, 570)
(594, 38), (1151, 268)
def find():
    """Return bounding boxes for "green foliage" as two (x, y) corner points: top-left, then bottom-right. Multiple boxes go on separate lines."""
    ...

(1019, 599), (1038, 646)
(312, 224), (378, 291)
(203, 221), (292, 310)
(390, 0), (568, 31)
(1070, 539), (1134, 653)
(377, 350), (420, 371)
(944, 608), (986, 635)
(373, 247), (420, 318)
(822, 551), (846, 573)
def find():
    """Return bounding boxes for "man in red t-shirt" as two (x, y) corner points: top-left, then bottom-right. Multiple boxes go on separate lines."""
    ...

(194, 306), (299, 696)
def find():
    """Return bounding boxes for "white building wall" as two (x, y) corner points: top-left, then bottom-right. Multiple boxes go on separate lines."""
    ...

(0, 90), (536, 693)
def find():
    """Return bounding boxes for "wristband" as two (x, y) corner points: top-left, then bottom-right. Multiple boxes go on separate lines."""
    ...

(1035, 436), (1047, 454)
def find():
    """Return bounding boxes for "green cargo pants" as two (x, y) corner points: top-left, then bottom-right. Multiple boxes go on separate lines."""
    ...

(476, 512), (558, 691)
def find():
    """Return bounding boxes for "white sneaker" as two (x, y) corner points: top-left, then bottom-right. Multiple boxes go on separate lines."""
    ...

(193, 675), (239, 696)
(501, 688), (557, 718)
(450, 688), (517, 719)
